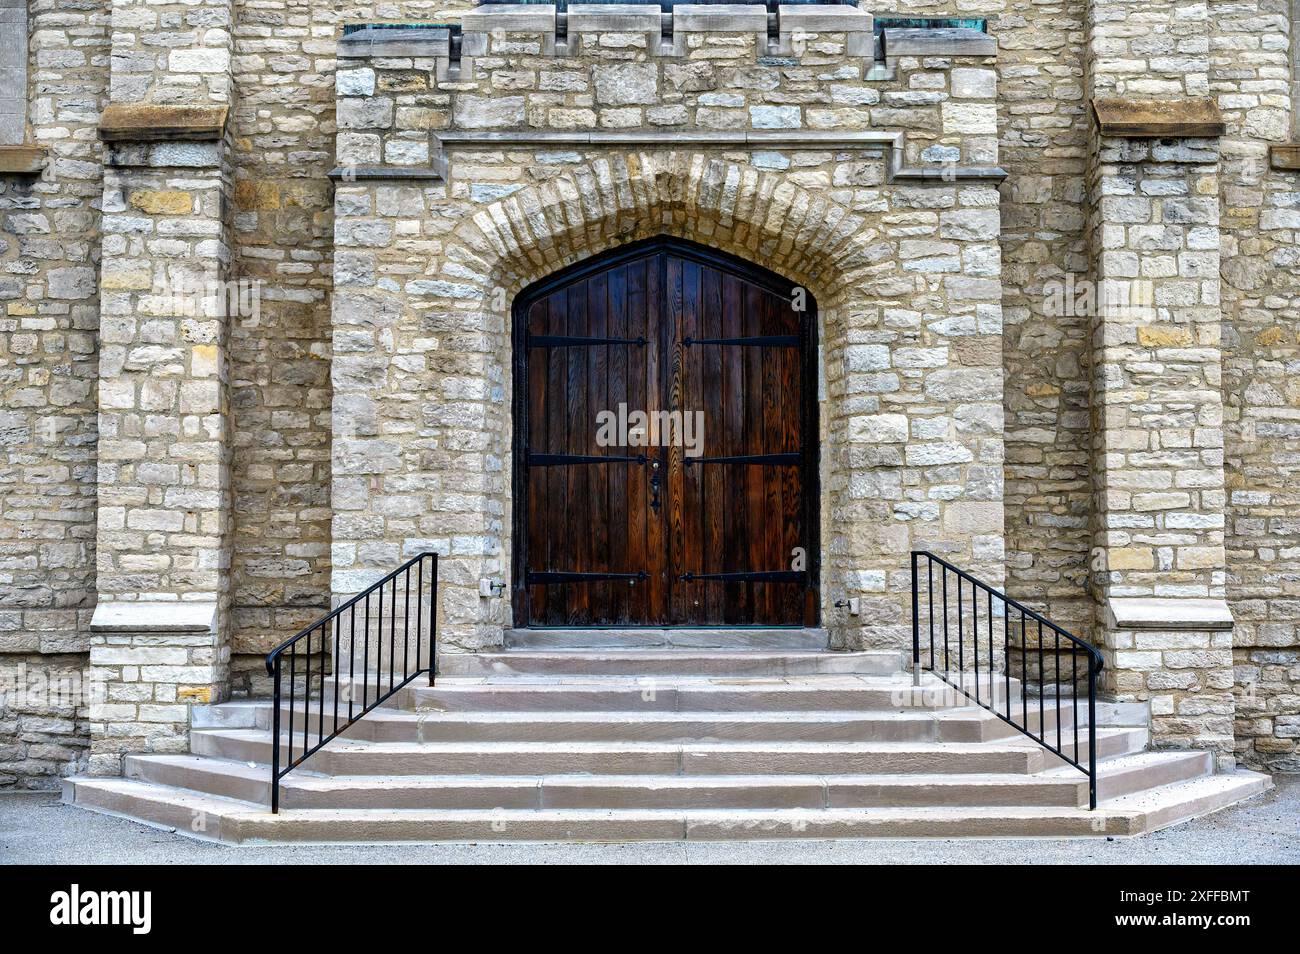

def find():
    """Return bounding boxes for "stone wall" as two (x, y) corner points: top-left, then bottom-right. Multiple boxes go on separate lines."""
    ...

(0, 0), (107, 788)
(226, 0), (339, 689)
(328, 12), (1008, 653)
(1, 0), (1300, 783)
(1213, 0), (1300, 772)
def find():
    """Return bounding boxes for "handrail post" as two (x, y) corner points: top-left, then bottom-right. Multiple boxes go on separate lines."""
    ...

(910, 551), (921, 687)
(271, 657), (282, 814)
(1088, 662), (1098, 810)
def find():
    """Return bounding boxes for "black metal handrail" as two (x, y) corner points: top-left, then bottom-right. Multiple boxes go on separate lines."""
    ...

(264, 552), (438, 813)
(910, 551), (1104, 809)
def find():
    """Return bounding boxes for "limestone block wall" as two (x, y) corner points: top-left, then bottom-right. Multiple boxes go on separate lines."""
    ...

(1213, 0), (1300, 771)
(0, 0), (107, 788)
(862, 0), (1098, 641)
(226, 0), (339, 688)
(328, 13), (1007, 653)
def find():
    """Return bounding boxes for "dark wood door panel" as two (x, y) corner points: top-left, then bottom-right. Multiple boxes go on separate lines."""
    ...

(513, 238), (818, 628)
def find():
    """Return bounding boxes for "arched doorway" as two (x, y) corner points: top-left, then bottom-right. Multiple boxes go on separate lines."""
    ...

(511, 237), (819, 628)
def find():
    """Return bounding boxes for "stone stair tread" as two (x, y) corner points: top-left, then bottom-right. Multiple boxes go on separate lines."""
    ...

(195, 726), (1136, 756)
(133, 756), (1090, 790)
(68, 774), (1271, 841)
(275, 706), (1014, 723)
(1046, 749), (1206, 778)
(1100, 771), (1271, 812)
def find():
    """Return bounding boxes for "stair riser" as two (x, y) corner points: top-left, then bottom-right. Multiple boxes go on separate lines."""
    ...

(259, 692), (1068, 745)
(1030, 728), (1147, 772)
(122, 756), (1089, 809)
(302, 781), (1089, 810)
(64, 772), (1275, 844)
(411, 687), (971, 712)
(437, 655), (905, 678)
(264, 710), (1028, 745)
(189, 733), (1043, 775)
(126, 756), (270, 805)
(504, 629), (828, 650)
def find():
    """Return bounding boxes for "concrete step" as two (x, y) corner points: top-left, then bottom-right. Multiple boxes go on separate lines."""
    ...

(63, 769), (1272, 843)
(504, 628), (828, 650)
(264, 704), (1053, 745)
(189, 726), (1147, 776)
(125, 755), (1091, 809)
(435, 650), (906, 678)
(356, 671), (1021, 713)
(1055, 750), (1214, 802)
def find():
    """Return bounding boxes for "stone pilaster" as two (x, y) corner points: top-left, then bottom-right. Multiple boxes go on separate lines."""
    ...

(86, 0), (236, 775)
(1085, 0), (1234, 765)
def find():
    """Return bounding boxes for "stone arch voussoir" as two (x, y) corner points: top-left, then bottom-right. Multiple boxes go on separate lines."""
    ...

(450, 151), (871, 306)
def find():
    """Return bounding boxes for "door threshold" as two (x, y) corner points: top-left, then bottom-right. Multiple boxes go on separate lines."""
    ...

(504, 628), (828, 651)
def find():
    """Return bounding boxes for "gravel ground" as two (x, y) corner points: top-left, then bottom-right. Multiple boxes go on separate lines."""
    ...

(2, 777), (1296, 865)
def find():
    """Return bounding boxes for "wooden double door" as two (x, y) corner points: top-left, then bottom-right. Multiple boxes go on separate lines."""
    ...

(512, 238), (818, 628)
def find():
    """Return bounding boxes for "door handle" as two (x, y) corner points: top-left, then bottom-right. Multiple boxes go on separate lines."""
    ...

(649, 459), (661, 514)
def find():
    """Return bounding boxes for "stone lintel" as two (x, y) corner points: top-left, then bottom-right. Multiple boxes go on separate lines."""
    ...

(0, 144), (47, 175)
(1091, 97), (1225, 139)
(672, 5), (768, 31)
(1271, 144), (1300, 171)
(778, 6), (873, 33)
(566, 5), (660, 33)
(338, 26), (452, 59)
(1104, 597), (1233, 632)
(98, 103), (229, 143)
(461, 5), (555, 32)
(90, 601), (218, 634)
(882, 27), (996, 58)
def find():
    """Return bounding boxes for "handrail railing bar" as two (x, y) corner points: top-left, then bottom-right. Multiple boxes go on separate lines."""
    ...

(942, 571), (950, 673)
(1003, 607), (1010, 721)
(303, 629), (311, 766)
(332, 615), (340, 739)
(957, 575), (963, 676)
(927, 560), (934, 672)
(1088, 670), (1098, 809)
(1038, 619), (1045, 746)
(362, 592), (370, 710)
(917, 551), (1100, 665)
(972, 579), (979, 706)
(318, 621), (326, 751)
(1020, 612), (1028, 728)
(1073, 648), (1079, 763)
(1055, 629), (1062, 753)
(986, 589), (992, 707)
(348, 603), (356, 720)
(288, 642), (296, 768)
(390, 574), (398, 692)
(416, 558), (423, 676)
(266, 551), (433, 669)
(270, 663), (282, 813)
(403, 569), (411, 681)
